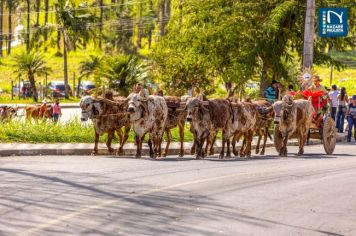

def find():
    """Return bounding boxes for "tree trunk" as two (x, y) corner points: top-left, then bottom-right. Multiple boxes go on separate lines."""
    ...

(302, 0), (315, 69)
(0, 0), (3, 57)
(98, 0), (104, 49)
(63, 31), (69, 99)
(57, 28), (61, 51)
(44, 0), (49, 51)
(259, 60), (269, 98)
(147, 0), (153, 48)
(7, 6), (11, 55)
(36, 0), (40, 26)
(29, 74), (38, 102)
(136, 2), (143, 48)
(159, 1), (165, 36)
(26, 0), (30, 51)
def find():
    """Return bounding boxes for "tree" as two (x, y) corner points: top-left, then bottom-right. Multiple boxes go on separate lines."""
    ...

(0, 0), (3, 57)
(55, 0), (95, 98)
(6, 0), (19, 54)
(13, 51), (51, 101)
(100, 54), (149, 96)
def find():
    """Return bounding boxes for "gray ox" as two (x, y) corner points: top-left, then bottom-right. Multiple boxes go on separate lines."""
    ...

(273, 95), (314, 156)
(80, 96), (130, 155)
(127, 91), (168, 158)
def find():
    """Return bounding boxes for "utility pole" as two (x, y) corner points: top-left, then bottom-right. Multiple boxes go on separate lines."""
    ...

(302, 0), (315, 69)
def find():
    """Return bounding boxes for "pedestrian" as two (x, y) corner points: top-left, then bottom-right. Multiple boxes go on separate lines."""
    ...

(329, 85), (339, 121)
(53, 99), (62, 123)
(38, 82), (43, 100)
(336, 87), (349, 133)
(346, 95), (356, 143)
(265, 80), (278, 103)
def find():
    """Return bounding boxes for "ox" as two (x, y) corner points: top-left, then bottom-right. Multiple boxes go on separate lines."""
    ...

(25, 103), (53, 121)
(185, 98), (231, 159)
(273, 95), (314, 156)
(161, 96), (187, 157)
(127, 91), (168, 158)
(80, 96), (130, 155)
(231, 99), (274, 156)
(222, 101), (259, 158)
(0, 106), (18, 122)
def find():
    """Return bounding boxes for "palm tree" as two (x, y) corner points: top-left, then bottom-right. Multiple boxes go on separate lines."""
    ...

(78, 55), (103, 96)
(0, 0), (4, 57)
(100, 54), (149, 96)
(13, 51), (51, 101)
(6, 0), (19, 54)
(55, 0), (95, 98)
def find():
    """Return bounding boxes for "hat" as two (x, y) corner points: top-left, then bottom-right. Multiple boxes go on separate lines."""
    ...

(271, 80), (278, 85)
(313, 75), (322, 82)
(352, 95), (356, 100)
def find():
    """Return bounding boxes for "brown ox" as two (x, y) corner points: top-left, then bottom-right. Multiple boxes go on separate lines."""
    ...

(161, 96), (187, 157)
(127, 91), (168, 158)
(231, 99), (274, 156)
(0, 106), (18, 122)
(273, 95), (314, 156)
(80, 96), (130, 155)
(186, 98), (231, 159)
(25, 103), (53, 121)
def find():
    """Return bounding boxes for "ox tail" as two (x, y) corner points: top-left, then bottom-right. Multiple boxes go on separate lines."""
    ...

(267, 130), (272, 140)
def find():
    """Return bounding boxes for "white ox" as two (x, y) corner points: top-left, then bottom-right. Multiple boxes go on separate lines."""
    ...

(127, 91), (168, 158)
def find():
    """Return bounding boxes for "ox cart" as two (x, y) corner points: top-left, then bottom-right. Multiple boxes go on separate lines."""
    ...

(274, 89), (337, 155)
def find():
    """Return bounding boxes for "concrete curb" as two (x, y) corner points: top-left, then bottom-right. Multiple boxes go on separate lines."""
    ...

(0, 135), (346, 157)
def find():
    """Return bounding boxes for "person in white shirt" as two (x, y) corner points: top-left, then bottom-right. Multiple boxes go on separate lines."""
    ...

(329, 85), (339, 120)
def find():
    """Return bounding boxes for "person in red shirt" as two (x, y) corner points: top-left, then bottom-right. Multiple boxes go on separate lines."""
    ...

(53, 99), (62, 123)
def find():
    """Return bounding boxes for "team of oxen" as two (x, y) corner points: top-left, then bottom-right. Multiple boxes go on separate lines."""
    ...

(79, 90), (316, 159)
(0, 103), (53, 122)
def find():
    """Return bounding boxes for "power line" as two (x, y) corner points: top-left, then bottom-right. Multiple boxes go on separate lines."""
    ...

(0, 0), (157, 17)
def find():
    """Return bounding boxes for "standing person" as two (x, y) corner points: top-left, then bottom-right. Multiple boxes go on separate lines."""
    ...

(53, 99), (62, 123)
(38, 82), (43, 100)
(265, 80), (278, 103)
(336, 87), (349, 133)
(346, 95), (356, 143)
(329, 85), (339, 121)
(310, 75), (327, 93)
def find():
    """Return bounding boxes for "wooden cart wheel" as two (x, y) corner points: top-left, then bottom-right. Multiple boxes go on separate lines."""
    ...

(274, 124), (283, 153)
(322, 116), (337, 155)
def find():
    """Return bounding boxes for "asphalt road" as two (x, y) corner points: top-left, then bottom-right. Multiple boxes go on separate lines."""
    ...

(1, 143), (356, 236)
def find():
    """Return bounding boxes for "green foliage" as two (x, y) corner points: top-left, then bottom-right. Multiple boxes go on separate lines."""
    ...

(100, 54), (149, 96)
(0, 119), (194, 143)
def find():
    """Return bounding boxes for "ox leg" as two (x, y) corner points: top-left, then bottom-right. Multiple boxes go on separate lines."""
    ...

(232, 133), (239, 156)
(135, 136), (142, 158)
(209, 133), (217, 155)
(240, 136), (246, 157)
(226, 137), (231, 158)
(298, 128), (307, 155)
(219, 137), (225, 159)
(205, 135), (210, 157)
(260, 129), (268, 155)
(92, 131), (100, 155)
(163, 129), (170, 157)
(106, 130), (115, 154)
(191, 130), (197, 155)
(179, 123), (184, 157)
(256, 130), (262, 154)
(148, 138), (155, 158)
(117, 126), (129, 155)
(246, 131), (253, 158)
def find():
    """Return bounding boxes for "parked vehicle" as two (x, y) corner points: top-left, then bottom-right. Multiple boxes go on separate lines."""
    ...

(76, 81), (96, 96)
(12, 81), (32, 98)
(47, 81), (72, 98)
